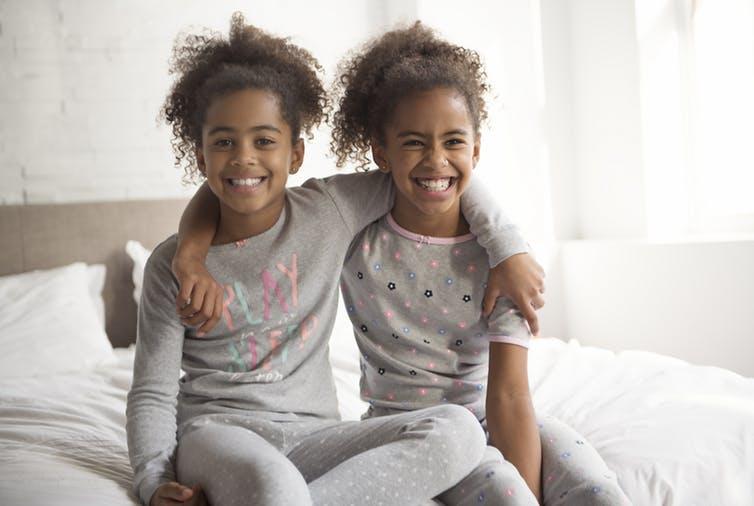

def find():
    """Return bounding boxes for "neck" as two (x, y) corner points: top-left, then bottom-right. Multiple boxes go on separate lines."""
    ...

(390, 199), (469, 238)
(213, 198), (285, 245)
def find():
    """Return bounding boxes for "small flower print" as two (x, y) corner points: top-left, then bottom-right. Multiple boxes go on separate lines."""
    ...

(347, 305), (355, 313)
(374, 263), (382, 271)
(423, 339), (431, 344)
(430, 260), (440, 268)
(402, 326), (410, 333)
(360, 324), (368, 332)
(387, 282), (396, 290)
(439, 328), (447, 335)
(463, 294), (472, 303)
(409, 369), (417, 376)
(408, 272), (416, 280)
(445, 277), (453, 285)
(378, 368), (385, 375)
(391, 333), (400, 339)
(357, 271), (364, 279)
(455, 339), (463, 346)
(424, 289), (433, 298)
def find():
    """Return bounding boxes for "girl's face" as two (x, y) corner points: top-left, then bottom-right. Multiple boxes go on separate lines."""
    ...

(198, 88), (303, 235)
(373, 87), (480, 235)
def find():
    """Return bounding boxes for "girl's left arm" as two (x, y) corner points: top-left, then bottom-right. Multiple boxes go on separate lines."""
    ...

(461, 179), (546, 335)
(486, 342), (542, 504)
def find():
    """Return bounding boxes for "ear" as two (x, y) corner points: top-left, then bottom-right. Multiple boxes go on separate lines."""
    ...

(290, 138), (305, 174)
(371, 140), (390, 173)
(196, 147), (207, 177)
(472, 135), (481, 169)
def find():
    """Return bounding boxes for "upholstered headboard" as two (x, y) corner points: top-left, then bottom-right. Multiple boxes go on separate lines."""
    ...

(0, 199), (189, 347)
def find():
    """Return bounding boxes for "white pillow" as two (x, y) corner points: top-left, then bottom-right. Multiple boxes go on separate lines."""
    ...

(0, 262), (114, 378)
(87, 264), (107, 326)
(125, 240), (151, 306)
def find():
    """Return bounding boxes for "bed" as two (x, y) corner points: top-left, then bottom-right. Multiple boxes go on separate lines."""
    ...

(1, 200), (753, 506)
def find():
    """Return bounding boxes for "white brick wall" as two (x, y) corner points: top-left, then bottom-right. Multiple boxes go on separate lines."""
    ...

(0, 0), (384, 204)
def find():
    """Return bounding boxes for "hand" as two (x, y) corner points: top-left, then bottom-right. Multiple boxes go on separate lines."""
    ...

(482, 253), (545, 335)
(150, 483), (207, 506)
(172, 254), (224, 336)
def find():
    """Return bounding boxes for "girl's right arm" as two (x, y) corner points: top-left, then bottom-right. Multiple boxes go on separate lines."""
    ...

(127, 243), (188, 505)
(172, 183), (223, 336)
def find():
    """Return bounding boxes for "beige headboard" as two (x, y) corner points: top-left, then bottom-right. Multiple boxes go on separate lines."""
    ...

(0, 199), (189, 348)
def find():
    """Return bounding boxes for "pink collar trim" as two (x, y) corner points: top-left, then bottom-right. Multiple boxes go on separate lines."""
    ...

(386, 213), (476, 245)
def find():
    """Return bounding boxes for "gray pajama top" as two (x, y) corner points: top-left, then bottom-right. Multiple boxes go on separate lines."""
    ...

(341, 214), (532, 421)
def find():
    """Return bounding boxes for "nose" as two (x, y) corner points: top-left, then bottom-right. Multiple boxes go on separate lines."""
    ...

(424, 144), (449, 169)
(230, 142), (256, 167)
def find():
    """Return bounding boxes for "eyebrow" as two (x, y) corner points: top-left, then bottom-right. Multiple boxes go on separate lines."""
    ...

(396, 128), (470, 138)
(207, 124), (282, 136)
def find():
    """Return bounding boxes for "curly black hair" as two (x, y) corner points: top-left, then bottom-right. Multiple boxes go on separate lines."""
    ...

(330, 21), (490, 171)
(162, 12), (328, 183)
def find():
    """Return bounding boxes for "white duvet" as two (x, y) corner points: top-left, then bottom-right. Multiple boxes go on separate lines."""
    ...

(1, 338), (753, 506)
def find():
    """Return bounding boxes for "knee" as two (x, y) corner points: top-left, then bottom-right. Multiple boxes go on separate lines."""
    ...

(427, 404), (487, 470)
(177, 426), (311, 506)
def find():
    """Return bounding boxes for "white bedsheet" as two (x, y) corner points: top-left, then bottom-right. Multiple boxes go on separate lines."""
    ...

(1, 339), (753, 505)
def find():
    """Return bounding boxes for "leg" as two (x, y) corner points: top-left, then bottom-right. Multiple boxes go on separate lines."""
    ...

(287, 404), (487, 506)
(539, 416), (631, 506)
(177, 422), (312, 506)
(437, 445), (538, 506)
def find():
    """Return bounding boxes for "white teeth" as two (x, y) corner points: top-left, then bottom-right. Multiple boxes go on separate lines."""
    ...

(230, 177), (263, 187)
(416, 177), (452, 191)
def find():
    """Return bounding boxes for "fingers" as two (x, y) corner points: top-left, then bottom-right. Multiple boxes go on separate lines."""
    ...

(178, 277), (208, 319)
(482, 287), (501, 317)
(196, 286), (224, 336)
(186, 486), (209, 506)
(176, 280), (195, 312)
(154, 482), (194, 504)
(518, 299), (540, 337)
(531, 292), (545, 310)
(181, 282), (221, 327)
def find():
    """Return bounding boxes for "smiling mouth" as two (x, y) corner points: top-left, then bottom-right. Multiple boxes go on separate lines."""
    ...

(227, 177), (266, 188)
(413, 177), (456, 192)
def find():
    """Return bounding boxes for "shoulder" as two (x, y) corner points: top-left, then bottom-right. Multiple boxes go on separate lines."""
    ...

(143, 234), (178, 281)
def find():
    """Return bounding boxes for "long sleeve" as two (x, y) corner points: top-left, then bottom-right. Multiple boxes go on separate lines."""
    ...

(126, 240), (185, 505)
(460, 178), (529, 267)
(311, 170), (395, 237)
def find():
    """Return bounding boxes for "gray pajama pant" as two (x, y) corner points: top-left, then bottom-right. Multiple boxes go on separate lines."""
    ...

(433, 415), (631, 506)
(176, 404), (486, 506)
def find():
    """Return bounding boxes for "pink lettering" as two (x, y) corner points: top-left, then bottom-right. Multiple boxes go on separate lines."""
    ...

(261, 269), (290, 320)
(276, 254), (298, 308)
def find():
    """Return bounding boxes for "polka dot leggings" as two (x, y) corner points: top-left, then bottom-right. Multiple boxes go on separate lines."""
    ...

(176, 404), (487, 506)
(433, 415), (631, 505)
